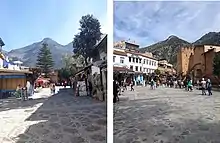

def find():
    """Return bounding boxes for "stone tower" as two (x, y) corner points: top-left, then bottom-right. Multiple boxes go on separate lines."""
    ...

(177, 46), (194, 75)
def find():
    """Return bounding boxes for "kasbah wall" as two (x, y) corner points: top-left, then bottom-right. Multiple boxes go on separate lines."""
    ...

(176, 46), (194, 75)
(177, 45), (220, 84)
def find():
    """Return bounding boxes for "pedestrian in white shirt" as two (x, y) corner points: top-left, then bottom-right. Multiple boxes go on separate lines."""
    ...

(201, 78), (206, 95)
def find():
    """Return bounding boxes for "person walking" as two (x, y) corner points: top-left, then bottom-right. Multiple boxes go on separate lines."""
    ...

(130, 80), (134, 91)
(201, 78), (206, 95)
(113, 80), (119, 103)
(206, 79), (212, 96)
(52, 84), (56, 94)
(156, 80), (160, 88)
(150, 79), (155, 90)
(187, 79), (193, 91)
(50, 83), (53, 94)
(25, 80), (31, 100)
(184, 79), (188, 91)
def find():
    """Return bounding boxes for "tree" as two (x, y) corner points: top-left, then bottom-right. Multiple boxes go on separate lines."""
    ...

(154, 69), (161, 75)
(73, 14), (102, 65)
(36, 43), (54, 77)
(58, 54), (85, 80)
(213, 52), (220, 77)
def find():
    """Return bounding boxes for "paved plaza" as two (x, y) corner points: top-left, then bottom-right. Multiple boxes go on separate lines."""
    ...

(0, 88), (107, 143)
(114, 86), (220, 143)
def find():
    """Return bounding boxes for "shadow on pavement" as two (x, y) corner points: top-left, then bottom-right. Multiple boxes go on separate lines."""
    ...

(0, 96), (47, 112)
(114, 98), (220, 143)
(12, 88), (107, 143)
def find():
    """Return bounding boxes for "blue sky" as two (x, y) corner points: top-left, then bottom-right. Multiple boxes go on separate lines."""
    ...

(114, 1), (220, 47)
(0, 0), (107, 51)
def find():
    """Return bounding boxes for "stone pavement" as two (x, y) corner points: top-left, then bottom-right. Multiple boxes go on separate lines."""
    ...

(0, 88), (106, 143)
(114, 86), (220, 143)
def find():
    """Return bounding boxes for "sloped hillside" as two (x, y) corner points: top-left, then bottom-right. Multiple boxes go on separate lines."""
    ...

(140, 36), (191, 66)
(193, 32), (220, 45)
(7, 38), (73, 68)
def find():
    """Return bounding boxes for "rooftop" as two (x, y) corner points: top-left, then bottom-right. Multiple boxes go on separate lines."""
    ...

(0, 68), (32, 74)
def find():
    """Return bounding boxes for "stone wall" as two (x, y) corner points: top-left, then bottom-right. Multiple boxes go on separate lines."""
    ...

(193, 46), (205, 73)
(177, 45), (220, 84)
(177, 47), (194, 75)
(92, 73), (103, 101)
(204, 50), (215, 76)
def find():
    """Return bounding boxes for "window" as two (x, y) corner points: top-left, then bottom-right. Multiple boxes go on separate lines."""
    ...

(140, 67), (142, 71)
(130, 66), (133, 70)
(147, 69), (149, 73)
(152, 61), (154, 66)
(144, 59), (146, 64)
(154, 62), (156, 66)
(135, 66), (138, 71)
(129, 57), (131, 62)
(133, 57), (135, 62)
(136, 58), (138, 63)
(113, 56), (116, 62)
(146, 60), (148, 65)
(120, 57), (124, 63)
(149, 60), (151, 65)
(139, 58), (142, 63)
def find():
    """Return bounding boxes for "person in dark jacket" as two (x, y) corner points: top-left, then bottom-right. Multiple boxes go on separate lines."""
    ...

(113, 80), (118, 103)
(206, 79), (212, 96)
(130, 81), (134, 91)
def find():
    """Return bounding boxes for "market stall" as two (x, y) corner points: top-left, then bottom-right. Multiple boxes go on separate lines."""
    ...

(0, 69), (32, 99)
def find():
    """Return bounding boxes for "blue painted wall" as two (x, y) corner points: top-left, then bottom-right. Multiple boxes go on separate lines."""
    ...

(0, 75), (26, 79)
(0, 89), (16, 92)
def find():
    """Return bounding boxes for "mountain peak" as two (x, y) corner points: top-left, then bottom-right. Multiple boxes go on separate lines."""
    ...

(42, 37), (53, 42)
(167, 35), (178, 41)
(40, 37), (60, 46)
(194, 31), (220, 45)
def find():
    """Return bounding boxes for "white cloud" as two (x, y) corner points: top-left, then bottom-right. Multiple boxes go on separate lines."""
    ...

(114, 1), (220, 46)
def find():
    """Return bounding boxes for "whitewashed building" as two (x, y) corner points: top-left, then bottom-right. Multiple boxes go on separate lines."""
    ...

(113, 41), (158, 73)
(113, 41), (158, 85)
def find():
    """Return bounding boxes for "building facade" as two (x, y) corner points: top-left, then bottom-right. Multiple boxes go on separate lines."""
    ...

(0, 38), (32, 98)
(113, 41), (158, 74)
(158, 59), (175, 74)
(113, 41), (158, 85)
(177, 45), (220, 83)
(74, 34), (107, 101)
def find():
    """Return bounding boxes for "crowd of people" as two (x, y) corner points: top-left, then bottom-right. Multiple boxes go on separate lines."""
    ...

(163, 78), (213, 96)
(15, 80), (34, 100)
(14, 80), (61, 100)
(113, 76), (214, 103)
